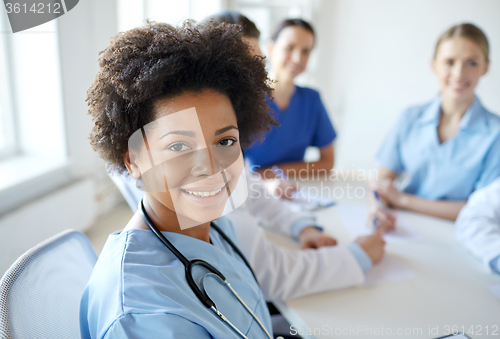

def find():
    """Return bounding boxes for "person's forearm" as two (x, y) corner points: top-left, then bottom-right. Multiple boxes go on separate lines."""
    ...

(395, 193), (466, 221)
(257, 159), (333, 179)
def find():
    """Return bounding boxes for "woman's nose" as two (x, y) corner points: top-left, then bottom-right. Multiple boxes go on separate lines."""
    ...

(291, 50), (302, 63)
(451, 62), (465, 79)
(190, 148), (214, 177)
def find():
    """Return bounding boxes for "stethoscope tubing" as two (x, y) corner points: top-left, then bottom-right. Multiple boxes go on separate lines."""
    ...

(139, 199), (272, 339)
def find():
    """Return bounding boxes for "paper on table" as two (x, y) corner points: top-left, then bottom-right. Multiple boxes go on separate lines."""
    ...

(365, 254), (417, 285)
(287, 190), (336, 212)
(489, 285), (500, 300)
(335, 204), (424, 242)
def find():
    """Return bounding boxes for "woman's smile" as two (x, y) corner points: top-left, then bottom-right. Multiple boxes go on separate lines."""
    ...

(180, 176), (229, 197)
(179, 181), (229, 206)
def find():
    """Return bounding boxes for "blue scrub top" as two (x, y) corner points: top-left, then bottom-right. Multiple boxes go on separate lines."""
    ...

(377, 96), (500, 201)
(245, 86), (337, 169)
(79, 217), (272, 339)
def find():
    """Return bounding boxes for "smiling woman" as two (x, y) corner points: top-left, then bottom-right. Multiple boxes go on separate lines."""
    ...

(244, 19), (337, 179)
(370, 23), (500, 229)
(80, 20), (278, 339)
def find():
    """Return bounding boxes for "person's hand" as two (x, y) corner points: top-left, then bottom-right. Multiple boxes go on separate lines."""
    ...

(354, 231), (386, 265)
(299, 227), (337, 249)
(371, 178), (402, 208)
(367, 180), (397, 232)
(366, 205), (396, 232)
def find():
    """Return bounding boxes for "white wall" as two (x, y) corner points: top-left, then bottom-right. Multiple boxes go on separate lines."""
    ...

(0, 180), (96, 273)
(307, 0), (500, 172)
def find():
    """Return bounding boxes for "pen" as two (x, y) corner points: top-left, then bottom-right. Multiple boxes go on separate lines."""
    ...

(372, 190), (387, 229)
(373, 190), (388, 211)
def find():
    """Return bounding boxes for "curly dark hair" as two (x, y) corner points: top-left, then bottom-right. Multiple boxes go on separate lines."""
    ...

(87, 20), (278, 173)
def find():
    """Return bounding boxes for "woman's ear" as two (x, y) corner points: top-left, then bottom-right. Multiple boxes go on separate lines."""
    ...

(124, 151), (141, 178)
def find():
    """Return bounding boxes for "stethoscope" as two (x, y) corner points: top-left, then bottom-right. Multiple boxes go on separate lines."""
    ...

(140, 200), (272, 339)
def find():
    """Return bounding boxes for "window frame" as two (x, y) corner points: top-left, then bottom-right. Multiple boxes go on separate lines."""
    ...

(0, 10), (20, 160)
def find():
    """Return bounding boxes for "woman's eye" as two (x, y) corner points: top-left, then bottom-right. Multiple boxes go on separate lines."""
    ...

(167, 142), (191, 152)
(445, 60), (453, 66)
(467, 60), (478, 67)
(218, 138), (236, 147)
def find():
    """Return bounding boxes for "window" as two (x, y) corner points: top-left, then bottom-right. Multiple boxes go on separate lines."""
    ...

(117, 0), (225, 32)
(116, 0), (315, 82)
(0, 9), (17, 159)
(0, 14), (68, 214)
(229, 0), (316, 85)
(229, 0), (314, 43)
(117, 0), (314, 42)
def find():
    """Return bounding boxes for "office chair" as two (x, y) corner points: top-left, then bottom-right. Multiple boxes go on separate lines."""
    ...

(0, 230), (97, 339)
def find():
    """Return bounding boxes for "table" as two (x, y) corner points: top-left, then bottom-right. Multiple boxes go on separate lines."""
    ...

(267, 179), (500, 339)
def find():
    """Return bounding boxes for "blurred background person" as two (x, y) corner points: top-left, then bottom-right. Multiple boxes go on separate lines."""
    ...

(244, 19), (336, 179)
(370, 23), (500, 231)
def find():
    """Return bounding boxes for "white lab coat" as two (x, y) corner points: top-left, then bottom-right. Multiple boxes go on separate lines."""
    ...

(226, 207), (364, 301)
(110, 172), (365, 301)
(245, 176), (313, 237)
(233, 175), (365, 301)
(455, 177), (500, 272)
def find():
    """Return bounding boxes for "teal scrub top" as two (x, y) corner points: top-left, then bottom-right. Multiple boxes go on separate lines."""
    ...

(377, 96), (500, 201)
(79, 217), (272, 339)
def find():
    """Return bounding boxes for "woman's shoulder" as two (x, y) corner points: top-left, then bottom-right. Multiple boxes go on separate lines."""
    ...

(478, 104), (500, 133)
(293, 86), (326, 112)
(295, 85), (321, 98)
(81, 231), (131, 334)
(86, 230), (138, 292)
(396, 99), (439, 128)
(404, 99), (436, 117)
(86, 229), (173, 295)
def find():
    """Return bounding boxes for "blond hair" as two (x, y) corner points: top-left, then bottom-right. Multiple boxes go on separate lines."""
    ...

(434, 23), (489, 62)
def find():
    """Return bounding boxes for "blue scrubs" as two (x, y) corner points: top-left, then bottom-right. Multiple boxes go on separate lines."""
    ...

(245, 86), (337, 169)
(377, 96), (500, 201)
(80, 217), (272, 339)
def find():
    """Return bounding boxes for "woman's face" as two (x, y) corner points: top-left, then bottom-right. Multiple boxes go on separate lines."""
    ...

(432, 37), (489, 103)
(268, 26), (314, 82)
(127, 89), (245, 229)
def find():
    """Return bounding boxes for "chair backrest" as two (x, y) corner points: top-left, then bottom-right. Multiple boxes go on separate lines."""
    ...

(0, 230), (97, 339)
(109, 173), (143, 213)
